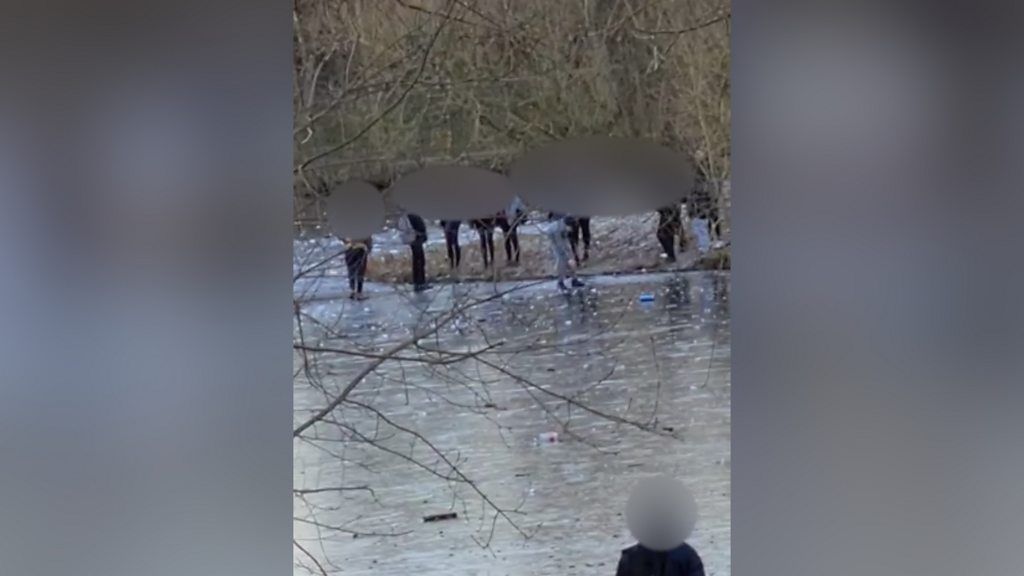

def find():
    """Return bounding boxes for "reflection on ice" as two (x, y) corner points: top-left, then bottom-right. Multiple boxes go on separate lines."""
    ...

(294, 271), (730, 575)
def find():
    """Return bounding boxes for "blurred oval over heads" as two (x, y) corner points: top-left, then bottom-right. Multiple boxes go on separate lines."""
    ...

(625, 475), (699, 551)
(509, 137), (697, 216)
(323, 180), (386, 239)
(389, 165), (517, 220)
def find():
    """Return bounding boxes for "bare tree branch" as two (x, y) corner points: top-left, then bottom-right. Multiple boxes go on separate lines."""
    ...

(632, 10), (730, 36)
(294, 281), (543, 437)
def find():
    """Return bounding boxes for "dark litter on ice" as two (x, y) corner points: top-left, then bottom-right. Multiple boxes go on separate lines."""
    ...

(423, 512), (458, 523)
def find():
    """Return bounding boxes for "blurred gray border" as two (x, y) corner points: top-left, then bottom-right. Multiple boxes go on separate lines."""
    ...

(0, 1), (294, 575)
(733, 1), (1024, 574)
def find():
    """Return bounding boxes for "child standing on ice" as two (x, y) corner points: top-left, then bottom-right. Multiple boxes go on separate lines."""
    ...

(540, 212), (584, 291)
(343, 236), (372, 300)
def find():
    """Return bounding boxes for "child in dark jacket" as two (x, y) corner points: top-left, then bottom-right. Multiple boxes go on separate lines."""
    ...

(615, 542), (706, 576)
(618, 475), (705, 576)
(343, 236), (372, 299)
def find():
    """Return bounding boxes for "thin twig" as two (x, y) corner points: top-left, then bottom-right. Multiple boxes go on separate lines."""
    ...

(293, 539), (329, 576)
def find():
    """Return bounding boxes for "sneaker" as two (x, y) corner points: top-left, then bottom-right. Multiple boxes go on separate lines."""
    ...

(413, 284), (431, 292)
(571, 278), (585, 288)
(556, 280), (567, 291)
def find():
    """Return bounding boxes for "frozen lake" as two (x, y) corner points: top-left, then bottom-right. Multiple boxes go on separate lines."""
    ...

(294, 270), (730, 575)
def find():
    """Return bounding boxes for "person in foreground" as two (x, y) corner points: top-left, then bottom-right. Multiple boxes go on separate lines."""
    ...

(616, 475), (705, 576)
(616, 541), (705, 576)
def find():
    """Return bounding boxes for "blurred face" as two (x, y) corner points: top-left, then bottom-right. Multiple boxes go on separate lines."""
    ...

(625, 475), (699, 551)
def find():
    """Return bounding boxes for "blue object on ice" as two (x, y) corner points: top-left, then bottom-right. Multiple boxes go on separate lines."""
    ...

(639, 293), (655, 302)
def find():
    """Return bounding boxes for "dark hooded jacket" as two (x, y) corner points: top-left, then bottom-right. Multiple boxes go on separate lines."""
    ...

(615, 543), (706, 576)
(657, 203), (682, 231)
